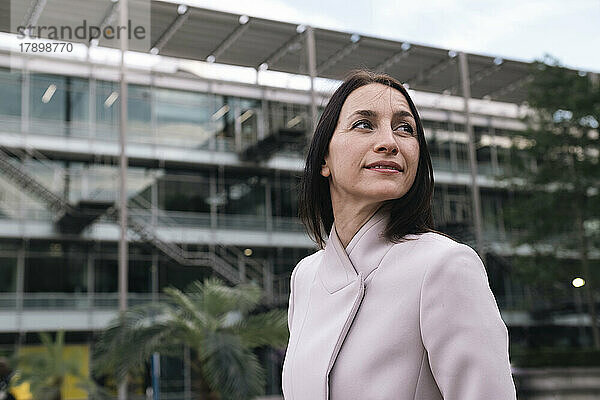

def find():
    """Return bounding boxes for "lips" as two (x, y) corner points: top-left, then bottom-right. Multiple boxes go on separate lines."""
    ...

(364, 161), (403, 171)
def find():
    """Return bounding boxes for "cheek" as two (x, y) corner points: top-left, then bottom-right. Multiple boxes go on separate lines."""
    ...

(408, 141), (420, 166)
(405, 142), (420, 178)
(329, 136), (361, 173)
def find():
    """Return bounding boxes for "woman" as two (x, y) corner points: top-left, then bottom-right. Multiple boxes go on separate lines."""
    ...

(282, 70), (516, 400)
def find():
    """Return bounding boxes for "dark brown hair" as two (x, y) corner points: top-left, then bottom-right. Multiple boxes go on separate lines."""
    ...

(299, 69), (437, 248)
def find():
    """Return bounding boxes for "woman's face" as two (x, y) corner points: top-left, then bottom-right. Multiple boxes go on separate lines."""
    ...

(321, 83), (420, 208)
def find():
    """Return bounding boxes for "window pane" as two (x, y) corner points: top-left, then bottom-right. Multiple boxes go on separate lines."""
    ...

(0, 257), (17, 292)
(95, 258), (117, 293)
(30, 73), (66, 136)
(96, 80), (119, 140)
(155, 88), (225, 149)
(25, 252), (86, 292)
(0, 68), (21, 133)
(128, 84), (152, 143)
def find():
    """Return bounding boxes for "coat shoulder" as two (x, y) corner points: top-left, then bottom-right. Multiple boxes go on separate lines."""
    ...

(389, 231), (481, 267)
(417, 231), (475, 252)
(291, 249), (325, 285)
(410, 232), (487, 284)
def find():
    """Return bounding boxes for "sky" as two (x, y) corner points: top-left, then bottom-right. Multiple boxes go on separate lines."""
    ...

(171, 0), (600, 73)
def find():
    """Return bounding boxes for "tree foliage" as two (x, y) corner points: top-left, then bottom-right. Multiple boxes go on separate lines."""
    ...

(503, 54), (600, 254)
(94, 278), (288, 400)
(501, 54), (600, 347)
(11, 331), (107, 400)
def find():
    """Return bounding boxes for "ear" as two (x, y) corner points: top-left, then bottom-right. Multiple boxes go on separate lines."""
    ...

(320, 159), (330, 178)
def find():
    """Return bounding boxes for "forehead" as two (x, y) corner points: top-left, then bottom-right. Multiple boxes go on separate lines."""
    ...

(341, 83), (411, 115)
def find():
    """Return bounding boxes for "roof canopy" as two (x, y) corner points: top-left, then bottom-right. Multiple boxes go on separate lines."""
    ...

(1, 0), (562, 103)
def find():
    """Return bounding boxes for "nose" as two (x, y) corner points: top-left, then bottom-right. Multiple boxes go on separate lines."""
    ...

(373, 127), (398, 155)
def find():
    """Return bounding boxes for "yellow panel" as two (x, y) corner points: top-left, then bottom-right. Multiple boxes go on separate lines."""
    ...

(12, 344), (90, 400)
(10, 382), (32, 400)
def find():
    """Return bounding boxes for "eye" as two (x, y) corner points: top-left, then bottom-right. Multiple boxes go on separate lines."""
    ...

(394, 123), (415, 134)
(352, 119), (373, 130)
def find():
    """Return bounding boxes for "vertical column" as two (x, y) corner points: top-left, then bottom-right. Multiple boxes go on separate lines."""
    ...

(305, 26), (317, 142)
(458, 52), (485, 260)
(15, 241), (25, 332)
(86, 248), (95, 326)
(118, 0), (129, 399)
(265, 178), (272, 232)
(88, 74), (96, 142)
(263, 259), (273, 304)
(183, 345), (191, 400)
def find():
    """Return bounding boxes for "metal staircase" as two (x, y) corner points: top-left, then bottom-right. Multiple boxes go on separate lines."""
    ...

(0, 146), (77, 219)
(239, 127), (303, 161)
(103, 201), (242, 285)
(238, 107), (308, 162)
(0, 147), (268, 290)
(118, 194), (272, 291)
(0, 146), (114, 233)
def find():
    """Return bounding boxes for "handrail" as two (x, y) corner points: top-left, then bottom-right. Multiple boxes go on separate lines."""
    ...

(0, 291), (589, 313)
(128, 193), (269, 289)
(0, 144), (67, 180)
(0, 146), (76, 216)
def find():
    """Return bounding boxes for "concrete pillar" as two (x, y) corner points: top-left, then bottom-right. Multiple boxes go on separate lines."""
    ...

(306, 26), (318, 142)
(458, 52), (485, 260)
(118, 0), (129, 398)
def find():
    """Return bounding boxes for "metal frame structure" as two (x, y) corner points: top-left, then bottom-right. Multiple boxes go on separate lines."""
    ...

(1, 4), (599, 395)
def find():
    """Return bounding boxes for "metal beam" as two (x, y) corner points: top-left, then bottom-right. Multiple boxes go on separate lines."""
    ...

(258, 32), (304, 70)
(306, 26), (317, 141)
(458, 51), (485, 260)
(118, 0), (129, 398)
(23, 0), (47, 29)
(93, 1), (119, 43)
(487, 75), (533, 100)
(151, 9), (190, 52)
(208, 19), (251, 61)
(407, 56), (456, 87)
(316, 39), (359, 75)
(445, 63), (502, 95)
(374, 47), (411, 73)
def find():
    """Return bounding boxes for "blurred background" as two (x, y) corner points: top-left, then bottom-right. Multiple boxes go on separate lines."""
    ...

(0, 0), (598, 399)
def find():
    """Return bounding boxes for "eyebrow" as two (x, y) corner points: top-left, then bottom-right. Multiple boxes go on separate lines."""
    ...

(349, 109), (415, 120)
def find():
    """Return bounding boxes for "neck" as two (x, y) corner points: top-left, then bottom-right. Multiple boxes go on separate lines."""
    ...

(333, 202), (383, 249)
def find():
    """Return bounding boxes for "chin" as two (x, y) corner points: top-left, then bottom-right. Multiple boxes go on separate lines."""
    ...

(364, 191), (406, 202)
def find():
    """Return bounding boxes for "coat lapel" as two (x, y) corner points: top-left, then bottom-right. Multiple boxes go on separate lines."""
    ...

(291, 208), (392, 399)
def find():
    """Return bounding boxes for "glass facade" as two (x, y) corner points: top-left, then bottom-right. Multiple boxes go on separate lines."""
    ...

(0, 67), (528, 182)
(0, 67), (538, 293)
(0, 62), (595, 398)
(0, 67), (541, 254)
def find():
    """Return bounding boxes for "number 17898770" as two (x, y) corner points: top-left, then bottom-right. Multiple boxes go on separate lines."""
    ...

(19, 42), (73, 53)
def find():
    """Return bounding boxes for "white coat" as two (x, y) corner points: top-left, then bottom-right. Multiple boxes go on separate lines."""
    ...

(282, 207), (517, 399)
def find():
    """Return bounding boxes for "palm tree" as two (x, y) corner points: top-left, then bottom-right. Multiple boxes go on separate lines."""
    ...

(94, 277), (288, 400)
(11, 331), (106, 400)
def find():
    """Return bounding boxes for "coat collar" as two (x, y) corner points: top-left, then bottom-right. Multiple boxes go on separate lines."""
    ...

(319, 206), (392, 293)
